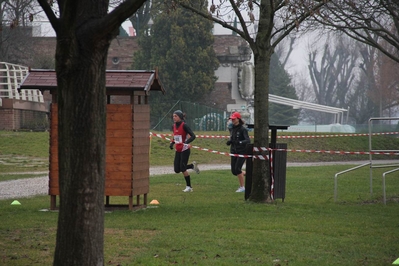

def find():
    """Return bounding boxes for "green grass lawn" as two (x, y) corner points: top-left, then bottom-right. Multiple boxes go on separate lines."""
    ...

(1, 130), (399, 265)
(1, 130), (398, 175)
(1, 166), (399, 265)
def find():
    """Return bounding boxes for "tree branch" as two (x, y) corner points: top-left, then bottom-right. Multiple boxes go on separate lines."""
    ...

(93, 0), (147, 40)
(108, 0), (145, 26)
(227, 0), (252, 41)
(313, 0), (399, 64)
(37, 0), (60, 32)
(271, 1), (328, 50)
(179, 2), (253, 46)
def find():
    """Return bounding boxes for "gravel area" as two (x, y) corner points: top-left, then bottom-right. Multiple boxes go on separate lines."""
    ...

(0, 165), (231, 200)
(1, 160), (397, 200)
(0, 175), (49, 200)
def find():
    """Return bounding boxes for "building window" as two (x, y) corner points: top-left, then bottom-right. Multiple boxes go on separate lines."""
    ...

(112, 57), (120, 64)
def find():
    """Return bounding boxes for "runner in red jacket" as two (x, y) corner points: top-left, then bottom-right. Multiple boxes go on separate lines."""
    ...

(170, 110), (200, 192)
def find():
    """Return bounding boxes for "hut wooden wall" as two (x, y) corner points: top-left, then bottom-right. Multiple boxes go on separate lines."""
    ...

(48, 93), (150, 208)
(105, 104), (133, 196)
(132, 92), (150, 196)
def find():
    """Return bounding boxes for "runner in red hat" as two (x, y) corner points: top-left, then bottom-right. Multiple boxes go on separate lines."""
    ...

(226, 112), (250, 192)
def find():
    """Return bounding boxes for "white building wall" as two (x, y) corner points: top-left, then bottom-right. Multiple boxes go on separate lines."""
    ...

(215, 64), (247, 112)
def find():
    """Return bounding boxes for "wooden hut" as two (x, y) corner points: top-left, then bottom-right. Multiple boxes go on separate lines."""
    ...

(18, 69), (165, 210)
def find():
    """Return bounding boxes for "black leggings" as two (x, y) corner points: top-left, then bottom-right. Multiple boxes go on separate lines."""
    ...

(231, 156), (245, 176)
(174, 149), (191, 173)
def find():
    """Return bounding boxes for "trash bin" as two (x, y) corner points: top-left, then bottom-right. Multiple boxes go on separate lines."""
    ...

(244, 124), (288, 201)
(269, 142), (287, 202)
(269, 125), (288, 202)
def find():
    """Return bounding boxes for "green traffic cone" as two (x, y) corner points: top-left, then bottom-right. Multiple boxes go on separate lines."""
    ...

(393, 258), (399, 265)
(11, 200), (21, 205)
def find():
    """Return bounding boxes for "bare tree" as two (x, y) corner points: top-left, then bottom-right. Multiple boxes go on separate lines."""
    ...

(373, 42), (399, 116)
(1, 0), (40, 30)
(0, 0), (41, 63)
(178, 0), (330, 202)
(275, 35), (298, 69)
(355, 40), (399, 119)
(347, 69), (376, 124)
(128, 0), (151, 36)
(301, 0), (399, 121)
(316, 1), (399, 63)
(345, 55), (398, 124)
(307, 34), (358, 123)
(300, 5), (399, 123)
(36, 0), (146, 264)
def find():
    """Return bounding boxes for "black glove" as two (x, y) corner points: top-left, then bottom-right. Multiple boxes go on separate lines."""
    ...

(169, 142), (174, 150)
(226, 140), (232, 146)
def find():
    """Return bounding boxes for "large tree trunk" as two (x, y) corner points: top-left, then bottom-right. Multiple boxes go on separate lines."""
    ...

(52, 27), (111, 266)
(249, 50), (273, 203)
(248, 0), (273, 203)
(35, 0), (147, 264)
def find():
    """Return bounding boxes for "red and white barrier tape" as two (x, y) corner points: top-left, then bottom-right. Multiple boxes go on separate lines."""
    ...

(150, 132), (171, 140)
(253, 147), (269, 152)
(191, 146), (271, 160)
(149, 132), (399, 158)
(276, 149), (399, 156)
(150, 132), (232, 139)
(278, 132), (399, 139)
(149, 132), (268, 160)
(150, 131), (399, 140)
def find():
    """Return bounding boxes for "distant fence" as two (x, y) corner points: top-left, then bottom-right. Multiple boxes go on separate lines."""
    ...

(0, 62), (48, 130)
(150, 100), (399, 134)
(352, 123), (399, 134)
(0, 62), (44, 103)
(283, 123), (399, 134)
(151, 101), (228, 132)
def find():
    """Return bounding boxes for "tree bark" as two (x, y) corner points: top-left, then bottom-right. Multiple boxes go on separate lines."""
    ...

(53, 27), (109, 266)
(34, 0), (148, 264)
(247, 0), (273, 203)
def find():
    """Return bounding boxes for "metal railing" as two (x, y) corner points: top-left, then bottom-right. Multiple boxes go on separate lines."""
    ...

(334, 117), (399, 203)
(382, 168), (399, 205)
(334, 162), (371, 202)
